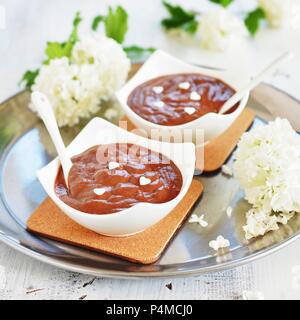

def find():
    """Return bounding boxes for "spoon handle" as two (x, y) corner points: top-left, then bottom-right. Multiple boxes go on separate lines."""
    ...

(219, 51), (293, 114)
(31, 91), (72, 186)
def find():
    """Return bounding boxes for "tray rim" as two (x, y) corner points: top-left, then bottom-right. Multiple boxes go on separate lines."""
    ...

(1, 222), (300, 279)
(0, 87), (300, 279)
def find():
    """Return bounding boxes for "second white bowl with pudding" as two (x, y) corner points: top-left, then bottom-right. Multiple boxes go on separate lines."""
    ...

(116, 50), (249, 143)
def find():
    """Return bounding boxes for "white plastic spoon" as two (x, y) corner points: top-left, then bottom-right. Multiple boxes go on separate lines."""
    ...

(219, 51), (293, 115)
(31, 91), (72, 188)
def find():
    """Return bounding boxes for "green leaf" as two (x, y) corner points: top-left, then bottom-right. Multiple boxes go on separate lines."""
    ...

(209, 0), (234, 7)
(44, 41), (69, 61)
(244, 8), (266, 36)
(161, 0), (197, 33)
(69, 11), (82, 42)
(19, 69), (39, 89)
(181, 20), (198, 34)
(104, 6), (128, 44)
(44, 11), (82, 63)
(123, 46), (156, 63)
(92, 15), (104, 31)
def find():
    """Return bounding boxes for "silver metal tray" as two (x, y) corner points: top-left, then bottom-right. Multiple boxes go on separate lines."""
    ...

(0, 88), (300, 279)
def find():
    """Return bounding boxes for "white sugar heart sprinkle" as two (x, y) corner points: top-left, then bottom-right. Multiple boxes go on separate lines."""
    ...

(209, 235), (230, 251)
(178, 82), (190, 90)
(153, 100), (165, 108)
(139, 176), (151, 186)
(184, 107), (196, 115)
(108, 161), (120, 170)
(152, 86), (164, 94)
(190, 91), (201, 101)
(93, 188), (106, 196)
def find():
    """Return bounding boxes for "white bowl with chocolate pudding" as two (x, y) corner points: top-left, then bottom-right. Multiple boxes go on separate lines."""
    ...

(116, 50), (249, 142)
(37, 117), (195, 236)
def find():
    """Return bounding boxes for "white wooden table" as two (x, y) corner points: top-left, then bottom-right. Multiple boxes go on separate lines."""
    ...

(0, 0), (300, 300)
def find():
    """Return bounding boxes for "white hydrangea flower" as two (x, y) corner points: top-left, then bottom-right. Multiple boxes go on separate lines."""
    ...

(209, 235), (230, 251)
(30, 33), (130, 127)
(197, 9), (248, 51)
(234, 118), (300, 239)
(166, 28), (192, 39)
(71, 33), (130, 101)
(243, 207), (295, 240)
(259, 0), (293, 28)
(189, 214), (208, 227)
(104, 108), (119, 121)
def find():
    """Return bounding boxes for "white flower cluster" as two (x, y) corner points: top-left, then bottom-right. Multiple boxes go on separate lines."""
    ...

(259, 0), (293, 28)
(197, 9), (247, 51)
(189, 213), (208, 227)
(30, 33), (130, 127)
(243, 208), (295, 240)
(209, 235), (230, 251)
(234, 118), (300, 239)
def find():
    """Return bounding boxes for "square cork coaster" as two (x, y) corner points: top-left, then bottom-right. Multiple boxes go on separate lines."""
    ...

(27, 179), (203, 265)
